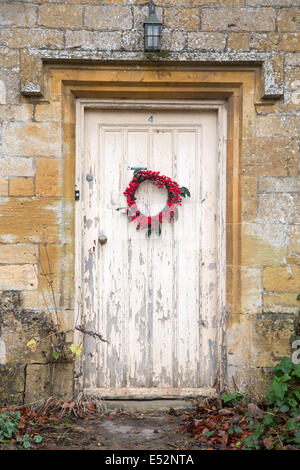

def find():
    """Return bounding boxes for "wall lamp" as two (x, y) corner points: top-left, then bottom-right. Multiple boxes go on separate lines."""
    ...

(144, 1), (162, 52)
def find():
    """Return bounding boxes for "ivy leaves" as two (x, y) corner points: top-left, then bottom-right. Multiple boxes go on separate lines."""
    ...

(0, 411), (20, 442)
(236, 356), (300, 450)
(179, 186), (191, 198)
(266, 357), (300, 410)
(133, 168), (144, 182)
(273, 356), (298, 376)
(146, 223), (162, 238)
(0, 411), (42, 450)
(266, 374), (290, 402)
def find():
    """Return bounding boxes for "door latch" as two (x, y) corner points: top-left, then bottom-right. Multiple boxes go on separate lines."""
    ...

(127, 165), (147, 170)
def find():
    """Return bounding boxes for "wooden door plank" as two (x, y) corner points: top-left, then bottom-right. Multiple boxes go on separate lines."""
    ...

(151, 129), (174, 387)
(98, 128), (126, 388)
(175, 129), (200, 387)
(200, 113), (218, 388)
(82, 110), (101, 389)
(126, 129), (150, 387)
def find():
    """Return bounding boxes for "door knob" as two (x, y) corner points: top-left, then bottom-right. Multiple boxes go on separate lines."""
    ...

(98, 234), (107, 246)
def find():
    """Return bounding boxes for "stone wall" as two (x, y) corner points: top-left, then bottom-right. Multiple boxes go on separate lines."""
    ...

(0, 0), (299, 403)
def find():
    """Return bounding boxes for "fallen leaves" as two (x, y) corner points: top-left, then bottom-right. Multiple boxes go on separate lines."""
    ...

(180, 399), (300, 451)
(262, 437), (274, 450)
(180, 401), (253, 450)
(1, 397), (298, 451)
(247, 403), (265, 420)
(168, 407), (178, 417)
(0, 396), (100, 450)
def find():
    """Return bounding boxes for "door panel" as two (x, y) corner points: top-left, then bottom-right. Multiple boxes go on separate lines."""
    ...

(81, 108), (219, 397)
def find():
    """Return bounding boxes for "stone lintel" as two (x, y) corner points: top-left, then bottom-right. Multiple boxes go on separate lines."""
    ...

(21, 49), (284, 100)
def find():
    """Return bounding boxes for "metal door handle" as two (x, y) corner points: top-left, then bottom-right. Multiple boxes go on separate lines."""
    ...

(98, 234), (107, 246)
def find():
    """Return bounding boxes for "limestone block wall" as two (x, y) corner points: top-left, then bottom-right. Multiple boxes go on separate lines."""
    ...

(0, 0), (299, 404)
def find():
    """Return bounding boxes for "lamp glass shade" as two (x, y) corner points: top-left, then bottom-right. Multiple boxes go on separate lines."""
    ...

(144, 23), (162, 51)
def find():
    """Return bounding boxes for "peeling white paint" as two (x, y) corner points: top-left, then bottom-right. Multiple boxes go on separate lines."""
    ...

(0, 338), (6, 365)
(0, 233), (18, 243)
(77, 104), (226, 397)
(0, 80), (6, 105)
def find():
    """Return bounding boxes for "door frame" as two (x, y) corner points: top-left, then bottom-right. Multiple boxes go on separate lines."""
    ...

(75, 98), (227, 398)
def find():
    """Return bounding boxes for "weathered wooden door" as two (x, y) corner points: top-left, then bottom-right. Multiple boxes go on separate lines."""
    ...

(78, 105), (223, 398)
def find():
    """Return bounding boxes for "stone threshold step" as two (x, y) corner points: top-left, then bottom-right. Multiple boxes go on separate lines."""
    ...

(101, 399), (195, 412)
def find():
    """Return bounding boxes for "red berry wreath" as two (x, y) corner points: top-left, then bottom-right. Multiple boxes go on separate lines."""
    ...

(123, 169), (190, 236)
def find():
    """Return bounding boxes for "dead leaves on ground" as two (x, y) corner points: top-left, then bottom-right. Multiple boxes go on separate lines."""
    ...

(179, 401), (255, 450)
(179, 400), (299, 451)
(0, 397), (99, 449)
(1, 397), (298, 451)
